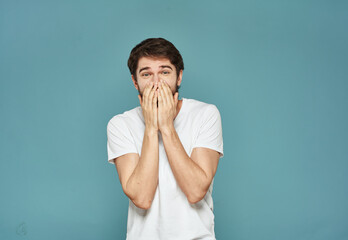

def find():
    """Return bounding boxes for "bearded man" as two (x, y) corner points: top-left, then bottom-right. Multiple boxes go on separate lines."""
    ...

(107, 37), (224, 240)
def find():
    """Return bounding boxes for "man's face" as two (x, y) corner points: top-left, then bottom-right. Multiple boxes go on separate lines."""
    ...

(132, 56), (183, 97)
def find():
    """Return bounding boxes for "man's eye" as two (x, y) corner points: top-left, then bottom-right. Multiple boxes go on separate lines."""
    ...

(162, 71), (169, 75)
(142, 73), (150, 77)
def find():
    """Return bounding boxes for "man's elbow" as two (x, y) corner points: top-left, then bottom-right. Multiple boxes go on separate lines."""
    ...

(132, 200), (152, 210)
(187, 177), (213, 204)
(131, 196), (153, 210)
(122, 186), (154, 210)
(187, 189), (208, 204)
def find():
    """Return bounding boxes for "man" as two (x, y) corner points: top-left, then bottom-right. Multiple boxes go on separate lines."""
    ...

(106, 38), (223, 240)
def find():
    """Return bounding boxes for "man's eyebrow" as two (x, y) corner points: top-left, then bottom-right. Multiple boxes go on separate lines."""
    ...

(159, 65), (173, 70)
(139, 67), (150, 74)
(138, 65), (173, 74)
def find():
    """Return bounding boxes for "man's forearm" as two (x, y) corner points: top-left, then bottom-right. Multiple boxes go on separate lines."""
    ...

(126, 128), (159, 209)
(161, 126), (209, 204)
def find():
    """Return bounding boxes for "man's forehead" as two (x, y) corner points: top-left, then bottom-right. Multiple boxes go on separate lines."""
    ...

(137, 56), (173, 68)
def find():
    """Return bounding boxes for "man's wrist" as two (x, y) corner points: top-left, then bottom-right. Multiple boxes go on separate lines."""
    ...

(159, 124), (176, 137)
(145, 126), (158, 136)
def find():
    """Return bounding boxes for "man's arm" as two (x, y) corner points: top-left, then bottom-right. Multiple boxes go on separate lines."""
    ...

(157, 79), (221, 204)
(161, 127), (220, 204)
(113, 82), (159, 210)
(114, 128), (158, 210)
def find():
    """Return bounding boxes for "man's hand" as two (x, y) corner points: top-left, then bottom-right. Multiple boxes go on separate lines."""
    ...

(138, 82), (158, 133)
(157, 79), (179, 133)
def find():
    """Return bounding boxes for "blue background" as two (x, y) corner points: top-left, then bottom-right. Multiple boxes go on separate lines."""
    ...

(1, 0), (347, 239)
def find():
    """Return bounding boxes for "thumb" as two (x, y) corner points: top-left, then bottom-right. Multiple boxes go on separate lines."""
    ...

(138, 94), (142, 105)
(174, 92), (178, 106)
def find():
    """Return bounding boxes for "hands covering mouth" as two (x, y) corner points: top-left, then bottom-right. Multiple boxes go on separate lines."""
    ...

(138, 79), (179, 133)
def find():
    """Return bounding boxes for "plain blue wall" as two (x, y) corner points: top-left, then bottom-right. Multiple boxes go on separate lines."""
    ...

(1, 0), (347, 239)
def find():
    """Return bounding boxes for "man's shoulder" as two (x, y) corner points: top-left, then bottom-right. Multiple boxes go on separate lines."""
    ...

(183, 98), (220, 115)
(107, 106), (143, 126)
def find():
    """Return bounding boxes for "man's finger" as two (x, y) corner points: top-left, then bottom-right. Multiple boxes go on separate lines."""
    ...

(159, 81), (168, 106)
(143, 82), (152, 99)
(152, 89), (158, 110)
(161, 79), (172, 104)
(158, 86), (163, 108)
(162, 79), (172, 96)
(148, 83), (157, 108)
(138, 94), (142, 105)
(174, 92), (178, 107)
(144, 82), (154, 107)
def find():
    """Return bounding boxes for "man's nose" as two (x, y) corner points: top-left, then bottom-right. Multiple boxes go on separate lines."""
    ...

(152, 74), (160, 84)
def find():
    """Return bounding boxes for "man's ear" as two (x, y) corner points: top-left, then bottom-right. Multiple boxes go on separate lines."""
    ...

(177, 69), (183, 87)
(131, 75), (139, 91)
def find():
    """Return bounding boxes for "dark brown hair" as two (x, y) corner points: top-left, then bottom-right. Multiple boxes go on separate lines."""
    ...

(127, 38), (184, 82)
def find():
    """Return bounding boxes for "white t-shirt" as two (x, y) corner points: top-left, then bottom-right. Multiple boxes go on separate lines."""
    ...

(106, 97), (224, 240)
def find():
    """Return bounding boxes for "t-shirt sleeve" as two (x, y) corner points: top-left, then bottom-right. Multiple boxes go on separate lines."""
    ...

(192, 104), (224, 158)
(106, 116), (138, 164)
